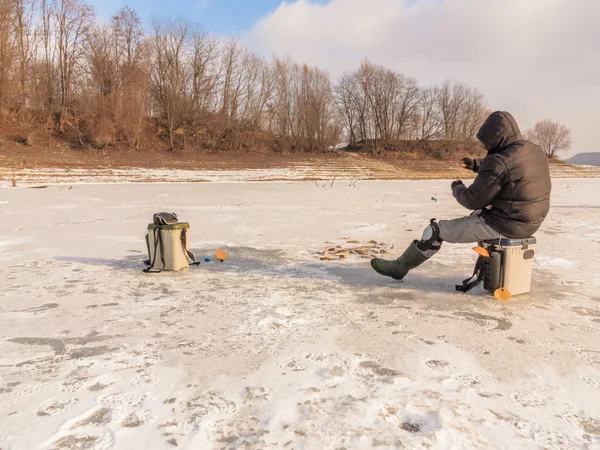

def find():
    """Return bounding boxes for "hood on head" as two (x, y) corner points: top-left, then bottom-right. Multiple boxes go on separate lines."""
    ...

(476, 111), (523, 153)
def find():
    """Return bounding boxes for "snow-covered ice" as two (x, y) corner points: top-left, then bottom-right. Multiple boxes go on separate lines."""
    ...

(1, 167), (323, 184)
(1, 178), (599, 449)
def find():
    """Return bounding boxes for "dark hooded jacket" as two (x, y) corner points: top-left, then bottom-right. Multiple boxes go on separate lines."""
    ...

(452, 111), (551, 239)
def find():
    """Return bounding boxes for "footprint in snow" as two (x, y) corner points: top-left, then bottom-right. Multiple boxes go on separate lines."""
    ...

(60, 378), (90, 393)
(68, 407), (112, 428)
(87, 373), (123, 392)
(98, 392), (146, 408)
(244, 386), (271, 404)
(45, 430), (114, 450)
(425, 359), (454, 372)
(582, 376), (600, 391)
(37, 397), (78, 416)
(511, 386), (553, 408)
(13, 382), (50, 396)
(121, 409), (154, 428)
(277, 358), (307, 372)
(130, 372), (160, 388)
(186, 391), (236, 416)
(183, 392), (236, 435)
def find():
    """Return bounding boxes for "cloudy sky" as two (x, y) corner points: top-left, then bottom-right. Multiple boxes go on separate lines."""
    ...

(91, 0), (599, 158)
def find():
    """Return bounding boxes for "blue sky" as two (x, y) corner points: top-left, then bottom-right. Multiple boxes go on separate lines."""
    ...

(89, 0), (327, 36)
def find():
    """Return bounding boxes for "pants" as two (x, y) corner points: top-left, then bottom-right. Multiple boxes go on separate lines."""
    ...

(436, 211), (501, 244)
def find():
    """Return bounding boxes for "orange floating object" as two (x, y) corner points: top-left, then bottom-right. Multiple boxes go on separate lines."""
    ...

(215, 250), (227, 262)
(473, 246), (490, 257)
(494, 288), (512, 301)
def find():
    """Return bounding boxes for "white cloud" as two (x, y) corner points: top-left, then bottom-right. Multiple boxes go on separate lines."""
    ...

(244, 0), (600, 157)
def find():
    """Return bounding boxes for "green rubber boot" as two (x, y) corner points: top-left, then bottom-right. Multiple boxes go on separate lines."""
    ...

(370, 240), (433, 280)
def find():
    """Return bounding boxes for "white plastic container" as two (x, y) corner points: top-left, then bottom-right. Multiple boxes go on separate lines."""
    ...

(482, 237), (536, 296)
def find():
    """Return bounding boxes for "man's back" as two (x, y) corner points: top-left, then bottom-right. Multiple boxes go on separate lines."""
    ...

(454, 111), (552, 238)
(482, 138), (552, 238)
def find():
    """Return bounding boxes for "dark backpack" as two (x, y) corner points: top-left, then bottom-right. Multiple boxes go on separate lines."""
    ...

(153, 212), (178, 225)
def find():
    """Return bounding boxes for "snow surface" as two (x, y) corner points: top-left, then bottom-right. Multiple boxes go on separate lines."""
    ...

(1, 178), (600, 449)
(0, 167), (325, 184)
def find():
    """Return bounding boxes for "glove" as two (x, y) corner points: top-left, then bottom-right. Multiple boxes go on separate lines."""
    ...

(461, 157), (480, 172)
(460, 157), (475, 170)
(451, 179), (464, 190)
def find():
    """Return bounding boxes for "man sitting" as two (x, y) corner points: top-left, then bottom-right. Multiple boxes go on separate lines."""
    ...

(371, 111), (552, 280)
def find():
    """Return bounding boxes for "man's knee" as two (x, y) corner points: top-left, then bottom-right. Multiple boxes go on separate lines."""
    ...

(417, 219), (443, 251)
(436, 217), (464, 244)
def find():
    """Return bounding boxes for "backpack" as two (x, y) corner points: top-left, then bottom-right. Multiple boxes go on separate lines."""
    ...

(143, 212), (200, 273)
(152, 212), (179, 226)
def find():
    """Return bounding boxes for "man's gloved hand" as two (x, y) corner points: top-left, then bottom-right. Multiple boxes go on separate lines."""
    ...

(460, 157), (475, 170)
(461, 157), (480, 172)
(451, 179), (464, 190)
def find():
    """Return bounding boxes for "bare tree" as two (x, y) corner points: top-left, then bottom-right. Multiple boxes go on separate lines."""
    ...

(37, 0), (56, 122)
(12, 0), (37, 122)
(149, 17), (192, 150)
(176, 28), (218, 148)
(457, 87), (488, 141)
(246, 56), (275, 131)
(112, 6), (144, 67)
(268, 56), (297, 144)
(55, 0), (95, 133)
(232, 52), (275, 151)
(335, 61), (425, 148)
(84, 23), (119, 145)
(437, 79), (489, 141)
(218, 39), (243, 120)
(334, 71), (359, 145)
(360, 61), (392, 142)
(355, 61), (382, 144)
(526, 119), (572, 158)
(297, 64), (333, 151)
(215, 43), (272, 150)
(267, 58), (335, 152)
(334, 68), (370, 144)
(393, 74), (420, 140)
(417, 86), (443, 141)
(0, 0), (14, 116)
(190, 29), (218, 114)
(112, 6), (148, 147)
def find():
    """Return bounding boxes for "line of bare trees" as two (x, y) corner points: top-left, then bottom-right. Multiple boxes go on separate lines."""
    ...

(0, 1), (571, 156)
(334, 61), (490, 147)
(0, 0), (342, 151)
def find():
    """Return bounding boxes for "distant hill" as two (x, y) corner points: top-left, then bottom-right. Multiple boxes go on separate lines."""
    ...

(565, 153), (600, 166)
